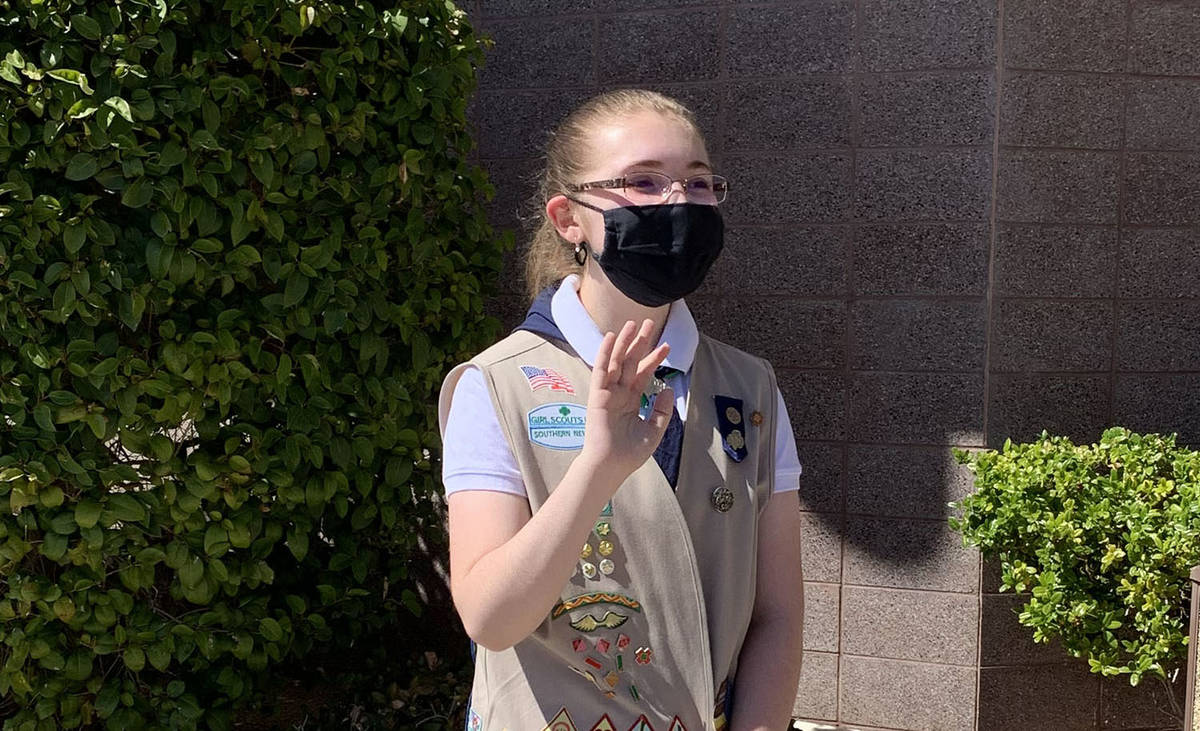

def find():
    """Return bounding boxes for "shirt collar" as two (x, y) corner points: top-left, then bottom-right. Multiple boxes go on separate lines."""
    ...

(550, 274), (698, 373)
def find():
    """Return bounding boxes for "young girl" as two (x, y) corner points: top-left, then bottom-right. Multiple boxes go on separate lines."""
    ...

(438, 90), (804, 731)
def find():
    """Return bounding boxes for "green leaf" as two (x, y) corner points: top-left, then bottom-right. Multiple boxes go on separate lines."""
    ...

(259, 617), (283, 642)
(283, 273), (309, 307)
(46, 69), (94, 95)
(64, 223), (87, 254)
(70, 14), (102, 40)
(65, 153), (98, 181)
(107, 493), (147, 523)
(104, 96), (133, 123)
(75, 500), (102, 529)
(123, 646), (145, 672)
(121, 178), (153, 208)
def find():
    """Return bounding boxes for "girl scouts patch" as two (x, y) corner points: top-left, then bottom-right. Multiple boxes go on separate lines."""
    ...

(528, 403), (587, 450)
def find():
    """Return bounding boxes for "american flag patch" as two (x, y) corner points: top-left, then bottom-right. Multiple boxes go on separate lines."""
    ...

(520, 365), (575, 395)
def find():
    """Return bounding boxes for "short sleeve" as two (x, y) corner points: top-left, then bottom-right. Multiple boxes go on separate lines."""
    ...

(773, 387), (802, 493)
(441, 366), (528, 498)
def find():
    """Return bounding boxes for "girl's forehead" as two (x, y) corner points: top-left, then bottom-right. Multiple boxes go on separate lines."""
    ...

(584, 112), (709, 173)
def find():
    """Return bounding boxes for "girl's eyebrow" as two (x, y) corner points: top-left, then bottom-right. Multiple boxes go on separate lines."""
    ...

(623, 159), (713, 172)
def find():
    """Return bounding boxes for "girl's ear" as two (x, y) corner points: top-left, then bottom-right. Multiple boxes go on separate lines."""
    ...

(546, 194), (583, 243)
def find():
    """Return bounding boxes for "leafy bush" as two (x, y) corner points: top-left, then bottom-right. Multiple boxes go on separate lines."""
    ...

(951, 428), (1200, 687)
(0, 0), (504, 728)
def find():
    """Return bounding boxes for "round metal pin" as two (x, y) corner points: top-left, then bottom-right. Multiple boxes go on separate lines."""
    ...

(711, 486), (735, 512)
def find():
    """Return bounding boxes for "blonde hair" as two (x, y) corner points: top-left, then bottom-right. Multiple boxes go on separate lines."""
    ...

(523, 89), (702, 303)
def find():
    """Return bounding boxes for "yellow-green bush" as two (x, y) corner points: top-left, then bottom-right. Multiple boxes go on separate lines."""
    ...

(0, 1), (504, 727)
(952, 428), (1200, 689)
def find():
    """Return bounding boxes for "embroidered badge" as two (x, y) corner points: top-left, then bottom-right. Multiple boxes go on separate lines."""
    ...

(627, 716), (655, 731)
(713, 395), (748, 462)
(527, 403), (587, 451)
(595, 638), (611, 655)
(668, 717), (688, 731)
(468, 706), (483, 731)
(634, 646), (653, 665)
(543, 706), (579, 731)
(569, 611), (628, 632)
(553, 592), (642, 619)
(590, 715), (618, 731)
(521, 365), (576, 395)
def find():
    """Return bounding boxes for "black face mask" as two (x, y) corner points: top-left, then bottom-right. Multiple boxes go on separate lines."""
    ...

(570, 201), (724, 308)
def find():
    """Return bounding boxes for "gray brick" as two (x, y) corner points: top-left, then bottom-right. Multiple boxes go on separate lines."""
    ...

(725, 78), (852, 151)
(802, 582), (840, 653)
(792, 650), (839, 722)
(991, 299), (1114, 372)
(1119, 227), (1200, 299)
(841, 586), (978, 665)
(1117, 302), (1200, 372)
(796, 442), (843, 514)
(1123, 153), (1200, 226)
(595, 10), (720, 84)
(689, 298), (845, 369)
(848, 372), (985, 445)
(987, 375), (1112, 448)
(859, 71), (995, 147)
(855, 149), (993, 221)
(860, 0), (996, 71)
(472, 88), (591, 159)
(1000, 71), (1124, 149)
(850, 299), (987, 372)
(700, 225), (849, 298)
(1004, 0), (1126, 72)
(980, 592), (1072, 666)
(477, 18), (593, 89)
(978, 664), (1099, 730)
(846, 445), (976, 520)
(840, 655), (977, 730)
(477, 0), (597, 18)
(853, 223), (990, 296)
(723, 153), (853, 224)
(1114, 375), (1200, 445)
(1099, 672), (1188, 730)
(843, 516), (980, 592)
(725, 2), (855, 77)
(778, 370), (846, 441)
(1127, 78), (1200, 151)
(998, 149), (1120, 224)
(995, 224), (1117, 298)
(1130, 2), (1200, 76)
(800, 511), (843, 583)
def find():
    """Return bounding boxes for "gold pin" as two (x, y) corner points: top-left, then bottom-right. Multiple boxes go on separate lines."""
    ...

(725, 406), (741, 425)
(750, 411), (764, 427)
(598, 540), (614, 557)
(594, 521), (611, 537)
(727, 429), (745, 451)
(580, 543), (593, 559)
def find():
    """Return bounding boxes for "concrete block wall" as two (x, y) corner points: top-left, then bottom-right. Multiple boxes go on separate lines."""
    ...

(465, 1), (1200, 728)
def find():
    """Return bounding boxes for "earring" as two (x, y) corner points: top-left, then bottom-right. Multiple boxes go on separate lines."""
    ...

(573, 242), (587, 266)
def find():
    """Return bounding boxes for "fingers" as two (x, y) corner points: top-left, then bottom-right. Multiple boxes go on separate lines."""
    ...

(592, 331), (617, 390)
(606, 321), (638, 386)
(619, 319), (658, 388)
(631, 342), (670, 394)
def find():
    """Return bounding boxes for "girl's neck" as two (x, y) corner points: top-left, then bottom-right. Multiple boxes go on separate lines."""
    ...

(577, 269), (669, 348)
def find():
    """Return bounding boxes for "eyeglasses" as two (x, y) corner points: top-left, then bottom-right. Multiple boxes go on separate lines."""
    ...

(565, 171), (729, 205)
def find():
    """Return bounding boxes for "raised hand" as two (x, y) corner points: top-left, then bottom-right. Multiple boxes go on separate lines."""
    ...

(578, 319), (675, 487)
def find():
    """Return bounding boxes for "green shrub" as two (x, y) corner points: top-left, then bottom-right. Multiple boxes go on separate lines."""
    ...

(0, 0), (504, 728)
(951, 428), (1200, 687)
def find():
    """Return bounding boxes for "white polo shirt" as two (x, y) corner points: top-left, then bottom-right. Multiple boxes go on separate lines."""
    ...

(442, 275), (803, 497)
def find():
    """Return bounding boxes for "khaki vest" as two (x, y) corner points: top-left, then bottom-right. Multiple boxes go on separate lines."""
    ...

(438, 330), (778, 731)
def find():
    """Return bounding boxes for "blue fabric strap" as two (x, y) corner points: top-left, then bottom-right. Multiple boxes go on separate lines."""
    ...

(652, 366), (685, 490)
